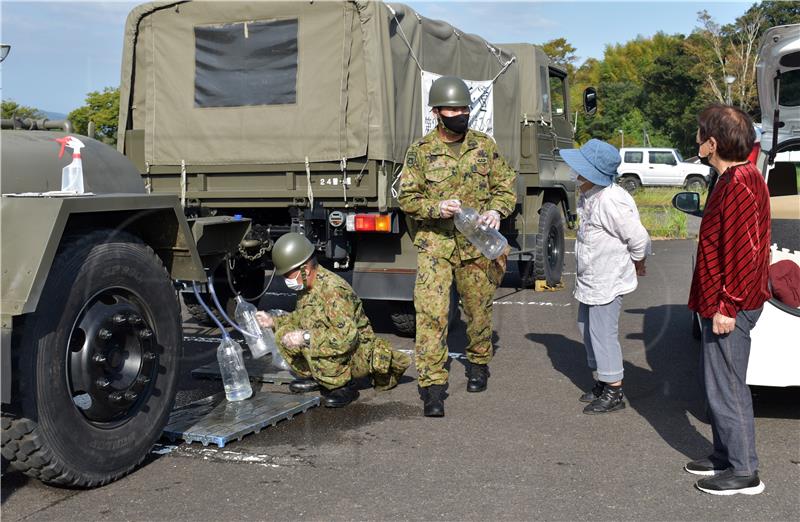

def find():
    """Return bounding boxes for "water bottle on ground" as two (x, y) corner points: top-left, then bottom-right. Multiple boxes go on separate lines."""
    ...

(454, 207), (508, 260)
(234, 296), (271, 359)
(267, 309), (293, 371)
(217, 337), (252, 401)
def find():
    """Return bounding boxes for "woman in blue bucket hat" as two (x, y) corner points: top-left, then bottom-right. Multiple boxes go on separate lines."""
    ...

(560, 139), (651, 414)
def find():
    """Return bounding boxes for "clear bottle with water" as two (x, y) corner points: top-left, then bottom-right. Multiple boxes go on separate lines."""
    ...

(454, 207), (508, 260)
(217, 337), (252, 401)
(234, 296), (272, 359)
(267, 309), (293, 371)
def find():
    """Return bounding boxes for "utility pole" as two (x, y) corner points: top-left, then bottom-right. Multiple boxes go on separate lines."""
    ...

(724, 75), (736, 106)
(618, 129), (624, 149)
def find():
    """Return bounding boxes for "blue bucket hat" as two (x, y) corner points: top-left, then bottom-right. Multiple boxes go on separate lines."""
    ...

(560, 139), (620, 187)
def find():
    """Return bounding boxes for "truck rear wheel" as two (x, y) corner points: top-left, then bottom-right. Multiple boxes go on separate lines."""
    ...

(2, 230), (181, 487)
(390, 302), (416, 338)
(519, 202), (564, 287)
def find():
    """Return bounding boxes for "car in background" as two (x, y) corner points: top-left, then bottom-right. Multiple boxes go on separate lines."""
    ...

(617, 147), (712, 193)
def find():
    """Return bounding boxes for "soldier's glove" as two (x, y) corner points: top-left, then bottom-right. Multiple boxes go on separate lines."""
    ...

(255, 311), (274, 329)
(480, 210), (501, 230)
(282, 330), (306, 348)
(439, 199), (462, 218)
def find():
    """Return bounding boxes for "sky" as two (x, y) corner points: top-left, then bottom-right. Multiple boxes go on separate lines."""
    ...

(0, 0), (754, 115)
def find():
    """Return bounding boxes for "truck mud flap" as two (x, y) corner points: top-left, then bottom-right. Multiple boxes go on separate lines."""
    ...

(163, 391), (319, 448)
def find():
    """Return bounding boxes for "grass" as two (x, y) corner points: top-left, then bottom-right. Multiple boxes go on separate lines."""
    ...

(565, 186), (699, 239)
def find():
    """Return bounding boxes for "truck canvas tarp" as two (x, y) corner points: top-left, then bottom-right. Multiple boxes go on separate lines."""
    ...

(118, 0), (522, 169)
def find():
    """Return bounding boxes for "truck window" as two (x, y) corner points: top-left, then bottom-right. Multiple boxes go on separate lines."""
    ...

(194, 18), (298, 108)
(539, 66), (550, 116)
(549, 70), (566, 118)
(649, 151), (677, 166)
(624, 151), (643, 163)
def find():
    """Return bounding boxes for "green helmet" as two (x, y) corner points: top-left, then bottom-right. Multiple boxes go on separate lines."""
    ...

(271, 233), (315, 275)
(428, 76), (471, 107)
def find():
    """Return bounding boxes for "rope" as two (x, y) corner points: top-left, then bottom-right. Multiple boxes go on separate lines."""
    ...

(340, 156), (348, 203)
(490, 56), (516, 84)
(305, 156), (314, 208)
(385, 4), (423, 72)
(180, 159), (187, 207)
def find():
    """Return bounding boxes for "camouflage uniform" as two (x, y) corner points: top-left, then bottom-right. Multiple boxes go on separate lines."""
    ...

(398, 128), (517, 387)
(273, 266), (410, 391)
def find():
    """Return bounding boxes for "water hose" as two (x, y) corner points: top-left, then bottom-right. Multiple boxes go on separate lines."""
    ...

(207, 276), (260, 340)
(192, 282), (230, 340)
(225, 256), (277, 303)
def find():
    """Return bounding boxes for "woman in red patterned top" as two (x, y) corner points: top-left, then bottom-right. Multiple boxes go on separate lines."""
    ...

(684, 105), (771, 496)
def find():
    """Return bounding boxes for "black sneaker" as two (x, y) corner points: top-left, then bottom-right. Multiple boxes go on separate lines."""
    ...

(583, 385), (625, 414)
(684, 457), (728, 476)
(696, 469), (765, 496)
(579, 381), (605, 403)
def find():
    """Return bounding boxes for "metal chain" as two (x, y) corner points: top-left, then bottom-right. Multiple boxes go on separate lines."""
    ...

(238, 243), (269, 262)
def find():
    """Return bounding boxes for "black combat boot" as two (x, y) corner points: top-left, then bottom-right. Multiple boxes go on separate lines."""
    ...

(583, 384), (625, 414)
(421, 384), (445, 417)
(466, 362), (489, 393)
(288, 379), (321, 394)
(320, 385), (359, 408)
(579, 380), (605, 403)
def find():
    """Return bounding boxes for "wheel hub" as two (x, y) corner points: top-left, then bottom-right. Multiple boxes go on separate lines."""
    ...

(67, 290), (159, 425)
(547, 226), (561, 270)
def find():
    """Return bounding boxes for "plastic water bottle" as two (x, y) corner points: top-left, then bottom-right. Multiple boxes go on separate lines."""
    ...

(217, 337), (252, 401)
(234, 296), (271, 359)
(267, 309), (293, 371)
(454, 207), (508, 260)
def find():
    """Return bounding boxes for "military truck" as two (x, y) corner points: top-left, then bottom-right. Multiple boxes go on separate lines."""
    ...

(117, 1), (595, 334)
(0, 119), (249, 486)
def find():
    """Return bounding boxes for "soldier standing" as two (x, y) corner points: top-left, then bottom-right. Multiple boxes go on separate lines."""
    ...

(398, 76), (516, 417)
(255, 233), (411, 408)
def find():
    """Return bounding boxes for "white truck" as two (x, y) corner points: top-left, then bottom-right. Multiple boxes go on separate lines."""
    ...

(617, 147), (711, 193)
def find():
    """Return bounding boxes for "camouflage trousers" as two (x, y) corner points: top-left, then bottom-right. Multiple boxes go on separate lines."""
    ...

(413, 250), (505, 387)
(277, 337), (411, 391)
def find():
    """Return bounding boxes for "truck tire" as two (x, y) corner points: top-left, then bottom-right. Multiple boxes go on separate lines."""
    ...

(684, 176), (707, 192)
(390, 302), (416, 338)
(520, 202), (565, 287)
(2, 230), (181, 487)
(619, 175), (641, 193)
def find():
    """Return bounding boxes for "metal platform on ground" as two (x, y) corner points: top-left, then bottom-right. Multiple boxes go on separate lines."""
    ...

(163, 391), (319, 448)
(191, 355), (295, 384)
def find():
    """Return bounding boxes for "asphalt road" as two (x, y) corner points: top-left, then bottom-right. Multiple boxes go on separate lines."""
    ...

(2, 240), (798, 521)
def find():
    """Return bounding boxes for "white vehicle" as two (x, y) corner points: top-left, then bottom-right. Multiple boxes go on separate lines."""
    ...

(617, 147), (712, 192)
(674, 23), (800, 387)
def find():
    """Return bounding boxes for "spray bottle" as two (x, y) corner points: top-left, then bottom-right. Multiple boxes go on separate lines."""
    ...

(53, 136), (86, 193)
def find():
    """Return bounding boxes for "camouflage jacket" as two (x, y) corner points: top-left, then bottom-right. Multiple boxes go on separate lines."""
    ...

(398, 128), (517, 259)
(273, 266), (380, 359)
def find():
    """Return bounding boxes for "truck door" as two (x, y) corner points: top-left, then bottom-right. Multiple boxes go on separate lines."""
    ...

(537, 67), (571, 184)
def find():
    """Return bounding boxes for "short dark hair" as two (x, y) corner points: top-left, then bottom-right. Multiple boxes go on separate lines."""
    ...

(697, 104), (755, 162)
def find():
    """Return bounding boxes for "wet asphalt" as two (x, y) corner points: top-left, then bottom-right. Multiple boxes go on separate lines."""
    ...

(2, 239), (798, 521)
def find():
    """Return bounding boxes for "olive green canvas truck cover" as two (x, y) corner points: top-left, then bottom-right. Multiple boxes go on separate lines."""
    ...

(117, 0), (522, 170)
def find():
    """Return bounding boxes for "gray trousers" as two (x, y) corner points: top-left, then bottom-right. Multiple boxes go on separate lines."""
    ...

(577, 296), (624, 383)
(701, 308), (762, 476)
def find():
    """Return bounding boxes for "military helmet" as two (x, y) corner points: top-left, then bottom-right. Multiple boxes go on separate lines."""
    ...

(428, 76), (471, 107)
(271, 233), (315, 275)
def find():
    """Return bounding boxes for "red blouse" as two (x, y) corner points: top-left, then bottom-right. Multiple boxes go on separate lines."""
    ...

(688, 162), (771, 319)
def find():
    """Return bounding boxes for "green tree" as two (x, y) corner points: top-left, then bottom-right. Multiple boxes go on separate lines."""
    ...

(1, 100), (44, 120)
(68, 87), (120, 145)
(541, 37), (578, 75)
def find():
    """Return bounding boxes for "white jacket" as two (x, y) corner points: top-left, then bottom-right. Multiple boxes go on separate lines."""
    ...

(574, 184), (651, 305)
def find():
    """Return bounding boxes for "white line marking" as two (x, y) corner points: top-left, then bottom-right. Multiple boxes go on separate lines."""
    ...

(492, 301), (571, 307)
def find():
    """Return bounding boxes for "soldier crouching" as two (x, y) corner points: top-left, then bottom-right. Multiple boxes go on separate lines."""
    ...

(256, 233), (411, 408)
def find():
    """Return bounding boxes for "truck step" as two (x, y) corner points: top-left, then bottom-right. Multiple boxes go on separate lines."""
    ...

(163, 391), (319, 448)
(191, 355), (295, 384)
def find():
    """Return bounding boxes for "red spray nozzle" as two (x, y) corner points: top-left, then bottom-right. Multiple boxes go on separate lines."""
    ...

(53, 136), (70, 159)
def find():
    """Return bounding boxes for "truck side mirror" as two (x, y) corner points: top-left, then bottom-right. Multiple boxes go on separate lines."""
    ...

(672, 192), (702, 216)
(583, 87), (597, 116)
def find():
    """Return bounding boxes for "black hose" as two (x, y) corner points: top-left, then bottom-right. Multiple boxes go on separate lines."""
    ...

(225, 256), (277, 303)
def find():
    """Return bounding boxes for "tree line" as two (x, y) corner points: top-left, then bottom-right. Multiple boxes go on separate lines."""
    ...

(2, 1), (797, 154)
(547, 1), (799, 157)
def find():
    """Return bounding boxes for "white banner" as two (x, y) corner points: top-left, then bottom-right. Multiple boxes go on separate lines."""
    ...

(421, 70), (494, 137)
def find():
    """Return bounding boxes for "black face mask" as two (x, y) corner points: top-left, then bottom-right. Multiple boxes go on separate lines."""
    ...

(698, 153), (712, 168)
(440, 114), (469, 135)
